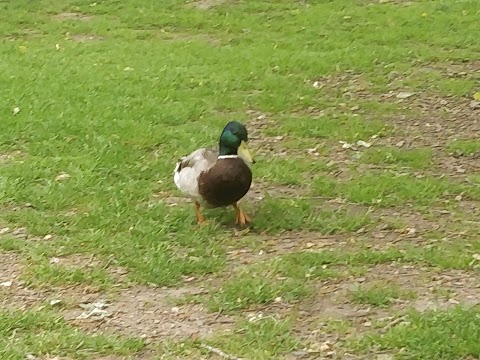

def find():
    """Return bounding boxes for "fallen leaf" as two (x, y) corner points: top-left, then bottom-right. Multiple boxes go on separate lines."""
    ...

(356, 140), (372, 148)
(396, 91), (415, 99)
(77, 300), (111, 319)
(0, 227), (11, 235)
(55, 173), (70, 182)
(340, 141), (356, 150)
(13, 106), (20, 115)
(320, 341), (334, 351)
(0, 281), (12, 287)
(406, 228), (416, 236)
(473, 92), (480, 101)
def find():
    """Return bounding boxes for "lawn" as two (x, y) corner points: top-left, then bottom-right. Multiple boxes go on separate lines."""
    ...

(1, 0), (479, 359)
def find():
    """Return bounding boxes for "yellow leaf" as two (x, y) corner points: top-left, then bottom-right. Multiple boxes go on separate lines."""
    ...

(19, 46), (27, 53)
(474, 92), (480, 101)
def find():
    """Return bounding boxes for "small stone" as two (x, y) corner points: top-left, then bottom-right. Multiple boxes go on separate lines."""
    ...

(469, 100), (479, 109)
(0, 281), (12, 287)
(43, 234), (53, 240)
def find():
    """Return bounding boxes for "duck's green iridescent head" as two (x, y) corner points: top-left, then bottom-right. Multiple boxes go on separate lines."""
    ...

(218, 121), (254, 163)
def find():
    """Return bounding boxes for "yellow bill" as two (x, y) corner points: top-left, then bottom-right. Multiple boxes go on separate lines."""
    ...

(238, 141), (255, 164)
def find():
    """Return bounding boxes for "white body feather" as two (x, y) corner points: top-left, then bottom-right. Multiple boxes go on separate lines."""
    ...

(173, 148), (218, 202)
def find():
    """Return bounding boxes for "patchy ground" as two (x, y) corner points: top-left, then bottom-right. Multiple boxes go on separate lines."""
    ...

(1, 0), (480, 359)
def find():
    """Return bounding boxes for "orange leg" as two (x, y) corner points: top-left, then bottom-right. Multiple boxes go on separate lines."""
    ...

(194, 201), (205, 225)
(233, 203), (251, 226)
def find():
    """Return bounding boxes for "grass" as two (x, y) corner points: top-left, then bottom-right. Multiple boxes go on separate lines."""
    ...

(448, 139), (480, 156)
(1, 0), (479, 358)
(312, 172), (478, 207)
(207, 317), (299, 359)
(350, 281), (416, 307)
(0, 308), (144, 359)
(360, 147), (433, 169)
(356, 307), (480, 359)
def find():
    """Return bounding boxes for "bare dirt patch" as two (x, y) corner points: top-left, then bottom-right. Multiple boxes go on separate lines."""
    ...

(0, 151), (26, 164)
(3, 29), (41, 41)
(309, 74), (479, 181)
(185, 0), (231, 10)
(69, 34), (105, 42)
(50, 253), (130, 282)
(0, 252), (49, 310)
(246, 111), (295, 158)
(154, 31), (221, 46)
(65, 285), (234, 340)
(287, 263), (480, 358)
(246, 180), (308, 203)
(51, 12), (94, 21)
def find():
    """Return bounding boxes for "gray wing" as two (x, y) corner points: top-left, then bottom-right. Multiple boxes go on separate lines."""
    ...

(176, 147), (218, 173)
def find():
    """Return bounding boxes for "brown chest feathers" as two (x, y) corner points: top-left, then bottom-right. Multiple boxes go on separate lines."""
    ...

(198, 158), (252, 208)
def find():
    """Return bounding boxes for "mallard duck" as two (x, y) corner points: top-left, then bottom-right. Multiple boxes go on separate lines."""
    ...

(173, 121), (255, 226)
